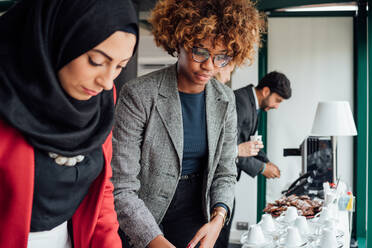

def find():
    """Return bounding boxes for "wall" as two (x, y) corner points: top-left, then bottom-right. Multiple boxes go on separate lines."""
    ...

(229, 16), (354, 243)
(137, 27), (177, 76)
(266, 16), (354, 203)
(229, 53), (259, 242)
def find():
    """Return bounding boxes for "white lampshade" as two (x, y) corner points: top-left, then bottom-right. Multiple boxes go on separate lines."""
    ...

(311, 101), (357, 136)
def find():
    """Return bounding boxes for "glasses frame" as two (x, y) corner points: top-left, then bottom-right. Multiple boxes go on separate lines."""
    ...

(191, 47), (232, 68)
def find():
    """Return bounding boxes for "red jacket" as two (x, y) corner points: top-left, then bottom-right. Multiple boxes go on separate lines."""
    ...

(0, 118), (122, 247)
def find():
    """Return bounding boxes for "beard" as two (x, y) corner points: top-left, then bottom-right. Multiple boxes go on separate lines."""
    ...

(261, 96), (270, 110)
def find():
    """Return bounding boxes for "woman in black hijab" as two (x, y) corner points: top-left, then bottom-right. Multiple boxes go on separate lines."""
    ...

(0, 0), (138, 247)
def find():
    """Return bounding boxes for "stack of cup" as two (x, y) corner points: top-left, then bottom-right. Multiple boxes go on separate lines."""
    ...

(322, 219), (344, 240)
(318, 229), (338, 247)
(282, 206), (299, 224)
(324, 192), (336, 207)
(323, 219), (336, 230)
(294, 216), (310, 237)
(318, 207), (332, 224)
(241, 224), (269, 247)
(259, 214), (276, 233)
(283, 226), (305, 247)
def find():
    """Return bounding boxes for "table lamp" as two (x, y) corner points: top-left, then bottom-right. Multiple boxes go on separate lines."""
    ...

(311, 101), (357, 183)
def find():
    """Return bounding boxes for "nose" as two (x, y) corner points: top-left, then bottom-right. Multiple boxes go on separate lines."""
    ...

(96, 69), (116, 90)
(201, 56), (214, 71)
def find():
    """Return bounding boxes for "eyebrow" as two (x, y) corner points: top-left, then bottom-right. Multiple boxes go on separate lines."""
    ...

(91, 49), (131, 62)
(197, 44), (227, 54)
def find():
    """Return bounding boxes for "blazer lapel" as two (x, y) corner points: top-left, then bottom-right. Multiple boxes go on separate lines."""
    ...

(205, 82), (228, 172)
(155, 65), (184, 165)
(246, 85), (258, 135)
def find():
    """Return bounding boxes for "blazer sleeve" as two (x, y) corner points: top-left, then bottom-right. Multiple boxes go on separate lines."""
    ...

(210, 92), (238, 222)
(236, 154), (269, 178)
(235, 88), (269, 178)
(111, 84), (162, 248)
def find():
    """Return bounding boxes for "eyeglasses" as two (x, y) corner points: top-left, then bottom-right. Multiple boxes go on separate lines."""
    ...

(191, 47), (232, 68)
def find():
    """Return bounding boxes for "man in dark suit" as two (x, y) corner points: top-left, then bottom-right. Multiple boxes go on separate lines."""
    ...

(235, 71), (292, 180)
(215, 71), (292, 247)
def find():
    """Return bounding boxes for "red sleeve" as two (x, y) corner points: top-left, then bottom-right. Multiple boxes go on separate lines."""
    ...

(90, 171), (122, 248)
(90, 131), (122, 247)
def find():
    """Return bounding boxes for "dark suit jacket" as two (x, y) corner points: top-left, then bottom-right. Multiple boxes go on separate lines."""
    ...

(234, 84), (269, 180)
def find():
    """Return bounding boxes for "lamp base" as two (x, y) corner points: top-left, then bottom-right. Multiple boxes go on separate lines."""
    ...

(331, 135), (337, 184)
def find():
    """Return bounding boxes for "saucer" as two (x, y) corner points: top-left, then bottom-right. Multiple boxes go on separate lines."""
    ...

(278, 241), (308, 248)
(240, 233), (272, 247)
(276, 214), (297, 224)
(278, 235), (308, 248)
(314, 243), (343, 248)
(242, 240), (272, 248)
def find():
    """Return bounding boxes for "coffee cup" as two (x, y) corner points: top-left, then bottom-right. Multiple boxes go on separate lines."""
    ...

(285, 226), (304, 247)
(319, 229), (337, 247)
(250, 135), (262, 142)
(324, 192), (336, 207)
(323, 219), (336, 230)
(245, 224), (266, 245)
(260, 214), (276, 233)
(318, 207), (332, 223)
(294, 216), (310, 236)
(283, 206), (298, 223)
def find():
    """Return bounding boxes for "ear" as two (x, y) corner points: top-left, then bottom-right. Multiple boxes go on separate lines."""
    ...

(262, 86), (271, 98)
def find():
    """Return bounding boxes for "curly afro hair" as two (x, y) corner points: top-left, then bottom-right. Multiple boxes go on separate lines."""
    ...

(149, 0), (266, 66)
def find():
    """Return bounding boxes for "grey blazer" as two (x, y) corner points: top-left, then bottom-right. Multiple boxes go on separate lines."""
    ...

(112, 64), (237, 248)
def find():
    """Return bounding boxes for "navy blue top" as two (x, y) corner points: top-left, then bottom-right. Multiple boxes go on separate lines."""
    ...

(179, 91), (208, 175)
(30, 147), (104, 231)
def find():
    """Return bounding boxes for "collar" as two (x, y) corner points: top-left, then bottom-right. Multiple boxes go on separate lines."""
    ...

(251, 87), (260, 111)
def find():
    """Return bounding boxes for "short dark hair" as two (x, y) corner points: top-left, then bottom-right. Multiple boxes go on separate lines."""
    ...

(256, 71), (292, 99)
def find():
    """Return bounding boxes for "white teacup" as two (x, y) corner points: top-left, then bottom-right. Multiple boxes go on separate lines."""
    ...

(323, 219), (336, 230)
(285, 226), (304, 247)
(294, 216), (310, 236)
(260, 214), (276, 233)
(250, 135), (262, 142)
(283, 206), (298, 223)
(318, 207), (332, 223)
(320, 229), (337, 247)
(246, 224), (266, 245)
(324, 192), (336, 207)
(323, 182), (331, 194)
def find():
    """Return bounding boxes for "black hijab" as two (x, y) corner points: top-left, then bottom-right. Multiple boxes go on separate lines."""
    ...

(0, 0), (138, 156)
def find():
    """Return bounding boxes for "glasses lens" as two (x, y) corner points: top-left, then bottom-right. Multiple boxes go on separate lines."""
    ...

(192, 47), (209, 63)
(214, 54), (232, 68)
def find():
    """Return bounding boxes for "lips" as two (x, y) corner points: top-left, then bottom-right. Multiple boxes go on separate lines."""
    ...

(82, 87), (100, 96)
(195, 73), (212, 81)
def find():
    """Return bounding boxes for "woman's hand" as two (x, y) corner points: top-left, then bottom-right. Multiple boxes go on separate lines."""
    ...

(187, 215), (224, 248)
(148, 235), (176, 248)
(238, 140), (263, 157)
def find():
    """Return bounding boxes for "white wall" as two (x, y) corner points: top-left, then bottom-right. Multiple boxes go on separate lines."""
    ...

(137, 27), (177, 76)
(229, 17), (354, 243)
(229, 54), (259, 242)
(266, 17), (354, 203)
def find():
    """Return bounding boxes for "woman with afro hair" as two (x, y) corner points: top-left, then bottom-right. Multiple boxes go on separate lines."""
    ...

(112, 0), (265, 247)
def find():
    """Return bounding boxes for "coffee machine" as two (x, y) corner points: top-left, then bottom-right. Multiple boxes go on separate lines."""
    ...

(282, 136), (333, 198)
